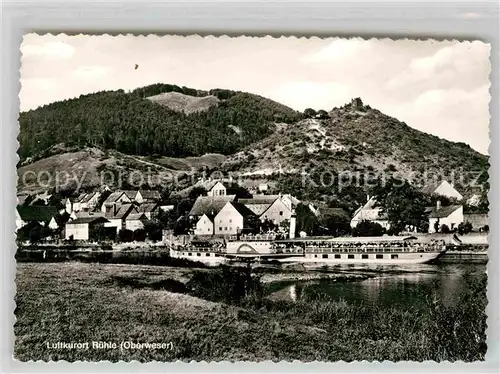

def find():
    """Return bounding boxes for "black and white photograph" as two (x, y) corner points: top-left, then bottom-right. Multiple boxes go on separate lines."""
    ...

(14, 34), (490, 362)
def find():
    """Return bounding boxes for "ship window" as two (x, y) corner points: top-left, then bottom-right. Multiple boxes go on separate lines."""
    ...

(314, 254), (318, 258)
(197, 253), (201, 257)
(322, 254), (328, 259)
(215, 254), (221, 257)
(206, 253), (210, 257)
(362, 254), (368, 259)
(348, 254), (355, 259)
(391, 254), (398, 259)
(188, 253), (192, 256)
(376, 254), (384, 259)
(335, 254), (341, 259)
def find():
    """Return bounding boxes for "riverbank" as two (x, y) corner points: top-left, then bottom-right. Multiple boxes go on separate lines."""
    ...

(15, 262), (487, 362)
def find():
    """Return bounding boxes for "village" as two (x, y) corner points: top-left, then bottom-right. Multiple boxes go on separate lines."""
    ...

(15, 176), (489, 251)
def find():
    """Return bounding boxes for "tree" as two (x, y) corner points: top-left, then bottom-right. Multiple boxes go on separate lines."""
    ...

(303, 108), (317, 118)
(458, 222), (473, 235)
(434, 219), (440, 234)
(133, 228), (147, 242)
(316, 109), (330, 119)
(352, 220), (385, 237)
(118, 229), (134, 242)
(440, 224), (450, 234)
(189, 186), (207, 199)
(371, 177), (430, 235)
(295, 203), (319, 236)
(259, 219), (278, 233)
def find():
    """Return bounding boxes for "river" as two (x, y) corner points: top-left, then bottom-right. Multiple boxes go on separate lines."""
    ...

(268, 263), (486, 310)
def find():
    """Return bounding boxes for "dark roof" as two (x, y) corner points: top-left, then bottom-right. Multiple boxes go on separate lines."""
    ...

(16, 205), (58, 222)
(189, 195), (236, 217)
(126, 213), (148, 221)
(104, 203), (138, 219)
(138, 190), (161, 200)
(228, 201), (257, 219)
(240, 195), (280, 205)
(137, 203), (159, 213)
(425, 205), (462, 218)
(317, 207), (350, 220)
(79, 191), (99, 203)
(421, 180), (443, 195)
(68, 216), (109, 225)
(102, 191), (127, 205)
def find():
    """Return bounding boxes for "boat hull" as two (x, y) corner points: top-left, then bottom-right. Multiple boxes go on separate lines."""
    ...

(278, 251), (444, 265)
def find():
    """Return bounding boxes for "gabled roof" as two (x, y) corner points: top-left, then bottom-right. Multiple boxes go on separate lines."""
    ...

(425, 205), (462, 218)
(138, 190), (161, 200)
(104, 203), (138, 219)
(17, 195), (29, 205)
(17, 205), (58, 222)
(137, 203), (159, 213)
(126, 213), (148, 221)
(121, 190), (138, 199)
(68, 216), (109, 225)
(240, 195), (280, 205)
(317, 206), (350, 220)
(352, 197), (388, 221)
(102, 191), (132, 206)
(226, 201), (257, 219)
(80, 191), (99, 203)
(189, 195), (236, 217)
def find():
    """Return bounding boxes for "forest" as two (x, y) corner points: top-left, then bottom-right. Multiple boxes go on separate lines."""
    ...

(18, 84), (302, 161)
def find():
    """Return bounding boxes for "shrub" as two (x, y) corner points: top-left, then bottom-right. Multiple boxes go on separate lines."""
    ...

(440, 224), (450, 234)
(118, 229), (134, 242)
(186, 266), (264, 306)
(457, 222), (473, 235)
(352, 220), (386, 237)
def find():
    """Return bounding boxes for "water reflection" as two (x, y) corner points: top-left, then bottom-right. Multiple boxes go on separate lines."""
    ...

(271, 264), (485, 310)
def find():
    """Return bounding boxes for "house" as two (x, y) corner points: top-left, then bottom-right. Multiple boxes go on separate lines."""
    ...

(188, 195), (236, 219)
(239, 195), (279, 216)
(65, 216), (109, 241)
(194, 213), (215, 236)
(258, 183), (269, 192)
(240, 194), (300, 225)
(104, 203), (139, 232)
(214, 201), (258, 235)
(314, 205), (350, 222)
(16, 205), (59, 230)
(78, 191), (102, 211)
(260, 197), (294, 225)
(125, 213), (150, 231)
(137, 203), (160, 220)
(350, 197), (390, 229)
(425, 202), (464, 233)
(421, 180), (463, 200)
(464, 213), (489, 231)
(100, 191), (133, 213)
(196, 179), (251, 198)
(135, 190), (161, 204)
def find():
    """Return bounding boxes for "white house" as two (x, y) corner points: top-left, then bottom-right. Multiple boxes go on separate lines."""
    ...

(101, 191), (133, 213)
(214, 201), (257, 235)
(426, 202), (464, 233)
(15, 205), (59, 231)
(125, 213), (150, 231)
(350, 197), (390, 229)
(421, 180), (463, 201)
(194, 214), (215, 236)
(65, 216), (109, 240)
(104, 203), (139, 232)
(188, 195), (236, 220)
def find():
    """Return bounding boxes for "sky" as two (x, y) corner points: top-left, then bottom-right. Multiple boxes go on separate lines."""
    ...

(20, 34), (491, 154)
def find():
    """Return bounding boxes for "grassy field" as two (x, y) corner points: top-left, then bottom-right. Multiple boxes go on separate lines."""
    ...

(15, 262), (487, 362)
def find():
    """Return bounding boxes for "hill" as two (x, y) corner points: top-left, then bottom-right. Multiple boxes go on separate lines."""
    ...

(221, 98), (489, 208)
(17, 147), (227, 194)
(18, 84), (302, 161)
(146, 92), (220, 114)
